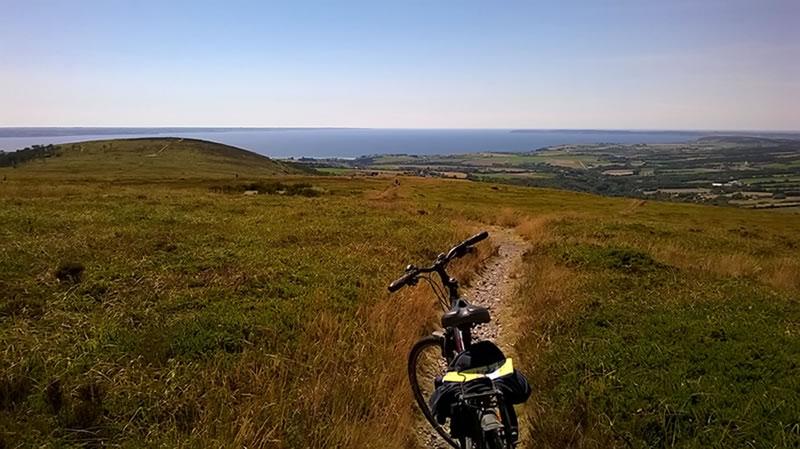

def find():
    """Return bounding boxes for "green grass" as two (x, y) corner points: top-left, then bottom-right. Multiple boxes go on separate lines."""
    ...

(474, 172), (555, 181)
(314, 167), (355, 175)
(740, 175), (800, 185)
(522, 243), (799, 448)
(1, 138), (799, 448)
(764, 160), (800, 169)
(0, 178), (474, 448)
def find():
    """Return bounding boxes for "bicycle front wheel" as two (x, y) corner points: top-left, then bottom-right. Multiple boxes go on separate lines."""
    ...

(408, 334), (460, 449)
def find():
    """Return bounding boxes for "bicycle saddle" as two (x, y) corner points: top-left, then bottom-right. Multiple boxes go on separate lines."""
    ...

(441, 298), (491, 329)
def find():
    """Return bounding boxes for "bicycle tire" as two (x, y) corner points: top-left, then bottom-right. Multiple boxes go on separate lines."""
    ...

(408, 334), (460, 449)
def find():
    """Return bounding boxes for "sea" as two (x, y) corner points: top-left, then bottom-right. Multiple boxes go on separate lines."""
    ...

(0, 128), (795, 159)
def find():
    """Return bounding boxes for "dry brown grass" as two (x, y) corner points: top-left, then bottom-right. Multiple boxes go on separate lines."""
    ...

(700, 253), (763, 278)
(765, 257), (800, 291)
(179, 231), (496, 449)
(650, 245), (799, 293)
(236, 258), (486, 448)
(514, 214), (565, 246)
(122, 297), (434, 449)
(367, 186), (402, 203)
(492, 208), (524, 228)
(653, 247), (760, 277)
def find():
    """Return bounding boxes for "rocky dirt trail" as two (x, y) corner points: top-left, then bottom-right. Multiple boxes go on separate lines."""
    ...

(468, 228), (526, 344)
(416, 227), (527, 448)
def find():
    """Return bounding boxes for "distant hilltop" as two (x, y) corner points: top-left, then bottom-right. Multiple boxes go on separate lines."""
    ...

(695, 135), (800, 144)
(0, 137), (312, 180)
(510, 129), (800, 140)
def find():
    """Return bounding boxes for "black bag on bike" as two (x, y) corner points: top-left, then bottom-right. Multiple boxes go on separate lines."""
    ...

(429, 341), (531, 424)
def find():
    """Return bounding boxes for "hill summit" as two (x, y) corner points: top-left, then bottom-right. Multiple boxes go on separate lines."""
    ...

(0, 138), (309, 180)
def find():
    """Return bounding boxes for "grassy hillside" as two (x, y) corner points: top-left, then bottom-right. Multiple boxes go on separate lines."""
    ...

(1, 142), (798, 448)
(0, 138), (310, 180)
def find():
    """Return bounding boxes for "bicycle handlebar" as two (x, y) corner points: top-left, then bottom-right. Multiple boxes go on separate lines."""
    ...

(445, 231), (488, 260)
(387, 231), (489, 293)
(388, 269), (417, 292)
(465, 230), (489, 246)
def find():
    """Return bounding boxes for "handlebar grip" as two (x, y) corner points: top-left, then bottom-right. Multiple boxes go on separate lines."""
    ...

(464, 231), (489, 247)
(445, 230), (490, 261)
(388, 271), (416, 292)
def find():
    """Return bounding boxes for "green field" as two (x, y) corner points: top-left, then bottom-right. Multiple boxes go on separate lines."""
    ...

(1, 139), (798, 448)
(303, 137), (800, 209)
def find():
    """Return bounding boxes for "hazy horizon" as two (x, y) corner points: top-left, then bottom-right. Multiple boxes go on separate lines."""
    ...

(2, 1), (798, 130)
(2, 126), (800, 133)
(4, 127), (800, 159)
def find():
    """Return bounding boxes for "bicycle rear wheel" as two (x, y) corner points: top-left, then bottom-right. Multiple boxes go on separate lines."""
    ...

(408, 334), (460, 449)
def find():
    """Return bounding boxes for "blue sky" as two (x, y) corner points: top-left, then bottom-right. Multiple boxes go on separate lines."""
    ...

(1, 0), (797, 129)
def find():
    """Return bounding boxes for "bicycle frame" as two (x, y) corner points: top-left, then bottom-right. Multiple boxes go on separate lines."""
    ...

(433, 262), (472, 359)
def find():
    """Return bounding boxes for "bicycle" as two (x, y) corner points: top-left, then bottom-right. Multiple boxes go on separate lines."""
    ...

(388, 231), (525, 449)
